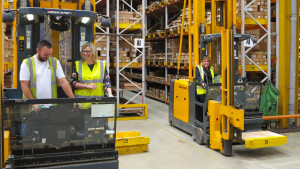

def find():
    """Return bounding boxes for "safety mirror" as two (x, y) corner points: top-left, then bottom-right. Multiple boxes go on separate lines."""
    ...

(3, 10), (15, 23)
(251, 36), (257, 44)
(99, 15), (111, 27)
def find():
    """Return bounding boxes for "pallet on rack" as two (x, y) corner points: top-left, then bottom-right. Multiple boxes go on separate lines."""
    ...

(171, 58), (189, 67)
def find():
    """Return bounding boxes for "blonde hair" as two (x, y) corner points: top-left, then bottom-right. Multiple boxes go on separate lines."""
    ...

(201, 56), (210, 65)
(81, 42), (98, 63)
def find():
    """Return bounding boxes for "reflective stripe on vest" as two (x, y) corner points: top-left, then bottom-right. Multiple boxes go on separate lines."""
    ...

(196, 65), (215, 95)
(75, 60), (106, 109)
(23, 56), (57, 99)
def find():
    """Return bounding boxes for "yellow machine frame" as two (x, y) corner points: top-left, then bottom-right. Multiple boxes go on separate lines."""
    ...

(171, 0), (246, 155)
(177, 0), (236, 79)
(170, 0), (288, 155)
(207, 29), (245, 153)
(278, 0), (299, 128)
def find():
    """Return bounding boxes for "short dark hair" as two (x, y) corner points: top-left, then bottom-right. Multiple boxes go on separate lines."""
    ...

(37, 40), (52, 50)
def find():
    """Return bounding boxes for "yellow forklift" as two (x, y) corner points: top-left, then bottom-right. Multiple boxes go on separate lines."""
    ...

(169, 0), (287, 156)
(1, 0), (118, 168)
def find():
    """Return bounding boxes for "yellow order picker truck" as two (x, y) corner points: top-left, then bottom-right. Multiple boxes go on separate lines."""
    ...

(1, 0), (119, 168)
(169, 0), (287, 156)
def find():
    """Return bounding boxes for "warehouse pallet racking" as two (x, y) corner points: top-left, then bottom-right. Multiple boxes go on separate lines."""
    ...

(95, 0), (147, 119)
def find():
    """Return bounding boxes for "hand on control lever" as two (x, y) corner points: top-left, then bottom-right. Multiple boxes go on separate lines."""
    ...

(33, 104), (42, 112)
(73, 103), (82, 109)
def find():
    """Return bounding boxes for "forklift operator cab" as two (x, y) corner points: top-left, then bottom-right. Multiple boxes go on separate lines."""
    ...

(2, 7), (119, 169)
(14, 7), (97, 98)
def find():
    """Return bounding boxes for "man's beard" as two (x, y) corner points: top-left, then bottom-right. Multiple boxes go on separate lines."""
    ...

(38, 53), (47, 62)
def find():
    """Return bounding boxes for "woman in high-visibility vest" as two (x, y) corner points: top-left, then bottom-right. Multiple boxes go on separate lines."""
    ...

(195, 56), (215, 122)
(71, 42), (113, 109)
(195, 56), (215, 102)
(71, 42), (113, 136)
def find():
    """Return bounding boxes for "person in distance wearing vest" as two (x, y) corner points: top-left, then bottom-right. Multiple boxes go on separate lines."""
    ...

(195, 56), (215, 102)
(20, 40), (82, 112)
(71, 42), (113, 110)
(195, 56), (215, 122)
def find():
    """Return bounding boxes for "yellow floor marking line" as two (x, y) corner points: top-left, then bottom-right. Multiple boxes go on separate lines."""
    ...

(147, 119), (218, 159)
(281, 146), (300, 150)
(281, 146), (291, 150)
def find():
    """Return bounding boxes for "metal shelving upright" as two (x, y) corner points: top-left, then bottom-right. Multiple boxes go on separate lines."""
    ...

(241, 0), (272, 83)
(95, 0), (110, 74)
(116, 0), (146, 113)
(164, 6), (168, 102)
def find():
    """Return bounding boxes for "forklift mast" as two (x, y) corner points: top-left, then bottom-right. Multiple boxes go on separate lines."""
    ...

(176, 0), (236, 80)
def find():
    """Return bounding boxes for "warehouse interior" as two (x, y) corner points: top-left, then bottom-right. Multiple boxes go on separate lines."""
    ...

(0, 0), (300, 169)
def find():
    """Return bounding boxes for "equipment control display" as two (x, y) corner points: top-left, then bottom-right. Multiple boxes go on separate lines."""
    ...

(91, 104), (115, 118)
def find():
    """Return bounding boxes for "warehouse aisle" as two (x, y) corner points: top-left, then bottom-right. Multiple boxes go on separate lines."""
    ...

(117, 92), (300, 169)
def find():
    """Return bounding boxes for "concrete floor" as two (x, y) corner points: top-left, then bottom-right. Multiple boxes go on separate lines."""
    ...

(117, 92), (300, 169)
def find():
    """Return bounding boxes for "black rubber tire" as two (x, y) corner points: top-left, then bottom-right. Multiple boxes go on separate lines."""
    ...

(193, 127), (204, 145)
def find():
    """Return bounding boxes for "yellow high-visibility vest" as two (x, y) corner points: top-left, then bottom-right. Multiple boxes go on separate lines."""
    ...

(196, 65), (214, 95)
(74, 60), (106, 109)
(23, 56), (57, 99)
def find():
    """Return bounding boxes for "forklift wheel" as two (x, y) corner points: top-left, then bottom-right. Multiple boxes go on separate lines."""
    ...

(193, 127), (204, 145)
(169, 120), (173, 126)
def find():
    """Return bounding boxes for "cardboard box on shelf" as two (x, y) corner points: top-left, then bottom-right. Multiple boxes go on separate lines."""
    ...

(95, 41), (106, 48)
(97, 56), (107, 61)
(4, 75), (12, 88)
(271, 22), (276, 33)
(121, 82), (142, 90)
(120, 51), (128, 57)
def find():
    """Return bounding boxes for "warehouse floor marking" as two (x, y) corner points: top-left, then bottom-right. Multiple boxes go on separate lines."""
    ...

(147, 119), (218, 159)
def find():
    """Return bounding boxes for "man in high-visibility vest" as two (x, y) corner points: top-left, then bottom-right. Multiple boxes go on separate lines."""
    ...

(195, 56), (215, 122)
(19, 40), (81, 137)
(20, 40), (81, 111)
